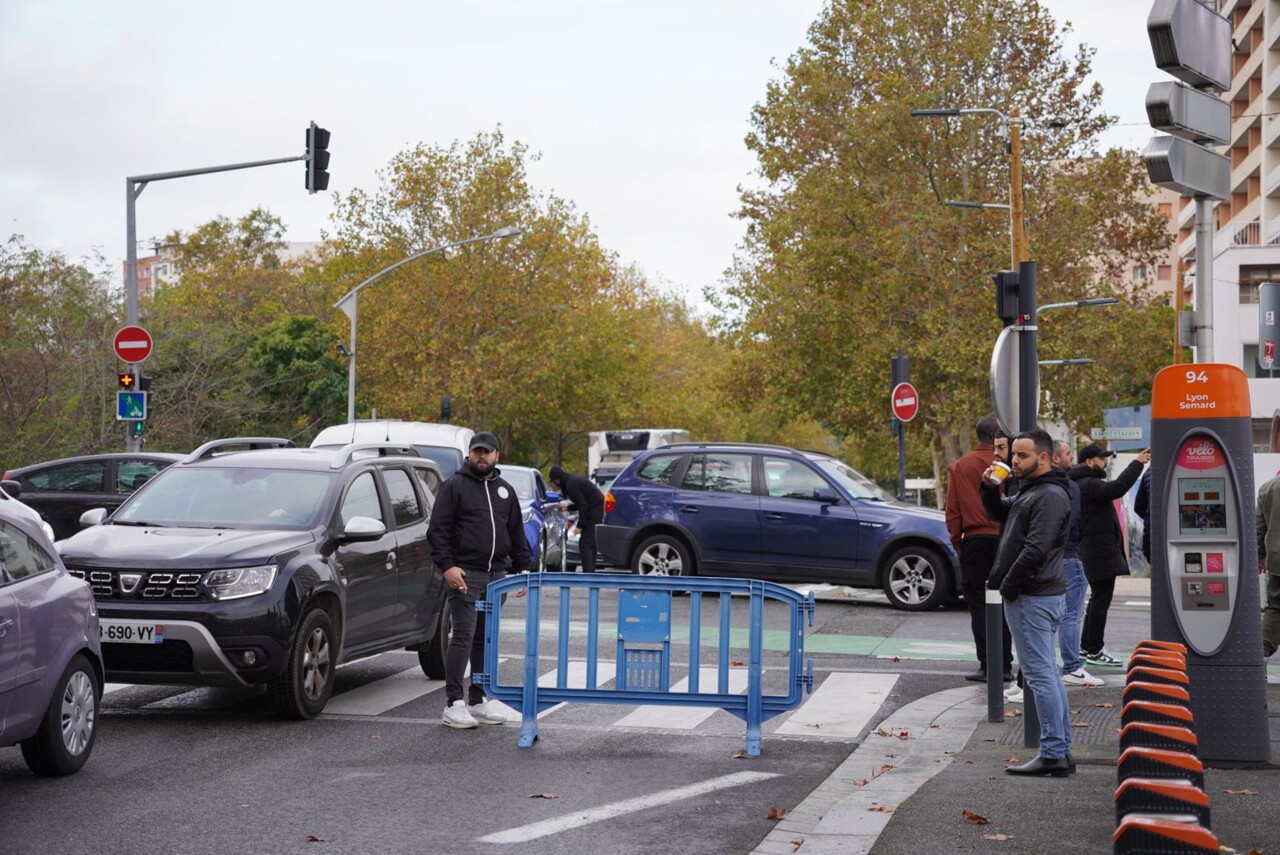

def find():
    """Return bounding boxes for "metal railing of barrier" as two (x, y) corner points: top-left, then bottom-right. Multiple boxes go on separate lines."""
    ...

(477, 572), (815, 756)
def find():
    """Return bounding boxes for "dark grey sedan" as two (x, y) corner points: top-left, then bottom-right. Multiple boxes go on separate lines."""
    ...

(3, 453), (181, 540)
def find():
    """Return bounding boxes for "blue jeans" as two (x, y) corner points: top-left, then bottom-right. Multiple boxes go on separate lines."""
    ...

(1005, 594), (1071, 759)
(1058, 558), (1087, 673)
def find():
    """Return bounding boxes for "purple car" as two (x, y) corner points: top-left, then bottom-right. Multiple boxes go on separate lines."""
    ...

(0, 500), (102, 776)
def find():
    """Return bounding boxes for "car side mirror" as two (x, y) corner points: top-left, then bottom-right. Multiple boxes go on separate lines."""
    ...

(80, 508), (109, 527)
(813, 488), (841, 504)
(1, 479), (19, 499)
(341, 515), (387, 542)
(543, 490), (562, 503)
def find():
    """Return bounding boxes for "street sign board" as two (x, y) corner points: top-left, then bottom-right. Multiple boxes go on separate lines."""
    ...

(1090, 427), (1144, 441)
(890, 382), (919, 422)
(1259, 283), (1280, 371)
(989, 326), (1040, 437)
(113, 325), (153, 363)
(116, 391), (147, 421)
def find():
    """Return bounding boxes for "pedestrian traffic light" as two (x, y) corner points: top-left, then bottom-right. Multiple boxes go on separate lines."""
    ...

(993, 270), (1020, 327)
(130, 421), (144, 440)
(306, 121), (331, 194)
(118, 372), (137, 390)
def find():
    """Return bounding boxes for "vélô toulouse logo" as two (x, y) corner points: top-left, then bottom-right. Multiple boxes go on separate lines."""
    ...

(1177, 438), (1224, 470)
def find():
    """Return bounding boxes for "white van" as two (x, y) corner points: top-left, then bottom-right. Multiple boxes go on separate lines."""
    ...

(311, 421), (475, 478)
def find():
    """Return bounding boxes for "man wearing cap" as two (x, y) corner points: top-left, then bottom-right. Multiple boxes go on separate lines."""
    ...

(1255, 470), (1280, 658)
(1068, 444), (1150, 668)
(428, 431), (530, 729)
(549, 465), (605, 573)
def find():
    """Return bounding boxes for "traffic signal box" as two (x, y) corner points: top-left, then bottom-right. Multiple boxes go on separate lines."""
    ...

(118, 372), (137, 390)
(306, 122), (331, 194)
(1113, 638), (1218, 855)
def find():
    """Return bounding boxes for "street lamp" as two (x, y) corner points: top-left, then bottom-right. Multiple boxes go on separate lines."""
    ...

(333, 226), (521, 423)
(1039, 297), (1120, 314)
(1039, 358), (1096, 366)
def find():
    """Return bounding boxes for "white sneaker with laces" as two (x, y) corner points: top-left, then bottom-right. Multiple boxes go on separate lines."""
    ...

(1003, 684), (1021, 698)
(468, 700), (508, 725)
(1062, 667), (1104, 687)
(1005, 687), (1024, 704)
(442, 700), (478, 729)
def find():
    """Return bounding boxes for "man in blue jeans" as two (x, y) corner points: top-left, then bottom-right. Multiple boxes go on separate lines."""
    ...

(1053, 439), (1103, 689)
(981, 429), (1074, 777)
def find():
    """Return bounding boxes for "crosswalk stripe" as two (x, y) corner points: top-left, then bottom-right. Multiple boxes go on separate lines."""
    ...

(485, 660), (618, 721)
(103, 682), (131, 695)
(323, 668), (444, 716)
(775, 671), (899, 738)
(613, 667), (750, 729)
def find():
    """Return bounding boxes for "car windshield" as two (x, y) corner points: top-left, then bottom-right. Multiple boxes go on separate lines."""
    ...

(114, 467), (335, 529)
(811, 457), (896, 502)
(414, 446), (463, 478)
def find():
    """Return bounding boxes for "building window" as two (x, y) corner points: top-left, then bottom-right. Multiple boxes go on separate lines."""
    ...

(1243, 345), (1280, 379)
(1238, 265), (1280, 304)
(1132, 266), (1147, 281)
(1157, 265), (1172, 281)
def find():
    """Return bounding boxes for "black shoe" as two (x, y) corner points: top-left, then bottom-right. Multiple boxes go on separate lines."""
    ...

(1067, 753), (1077, 775)
(1002, 671), (1014, 683)
(1005, 756), (1070, 778)
(964, 669), (987, 682)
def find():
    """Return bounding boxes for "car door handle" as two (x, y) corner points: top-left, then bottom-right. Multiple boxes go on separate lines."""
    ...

(765, 513), (785, 521)
(385, 551), (398, 571)
(0, 619), (11, 637)
(677, 506), (700, 513)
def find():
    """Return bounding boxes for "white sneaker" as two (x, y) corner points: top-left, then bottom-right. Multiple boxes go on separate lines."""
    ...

(1005, 687), (1024, 704)
(468, 700), (508, 725)
(1062, 667), (1104, 687)
(1003, 684), (1021, 699)
(442, 700), (478, 729)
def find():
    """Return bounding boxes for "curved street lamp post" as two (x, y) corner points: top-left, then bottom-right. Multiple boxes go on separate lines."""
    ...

(333, 226), (521, 424)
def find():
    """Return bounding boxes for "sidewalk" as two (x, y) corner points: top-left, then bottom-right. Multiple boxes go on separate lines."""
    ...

(761, 675), (1279, 854)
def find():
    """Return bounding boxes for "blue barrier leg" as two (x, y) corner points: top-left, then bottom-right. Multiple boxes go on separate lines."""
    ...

(746, 584), (764, 757)
(587, 587), (600, 689)
(718, 594), (731, 694)
(688, 592), (702, 694)
(519, 581), (541, 748)
(557, 585), (570, 688)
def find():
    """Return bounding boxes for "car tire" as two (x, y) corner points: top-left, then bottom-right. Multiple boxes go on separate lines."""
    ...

(418, 605), (450, 680)
(268, 607), (336, 719)
(20, 653), (99, 776)
(881, 545), (950, 611)
(632, 533), (695, 577)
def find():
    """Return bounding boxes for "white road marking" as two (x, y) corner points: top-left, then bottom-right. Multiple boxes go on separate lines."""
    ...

(485, 660), (618, 721)
(776, 671), (898, 738)
(143, 685), (264, 710)
(323, 668), (444, 716)
(103, 683), (130, 695)
(613, 666), (749, 729)
(477, 771), (781, 844)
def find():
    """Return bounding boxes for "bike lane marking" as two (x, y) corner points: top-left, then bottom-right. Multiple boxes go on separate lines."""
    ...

(775, 672), (899, 738)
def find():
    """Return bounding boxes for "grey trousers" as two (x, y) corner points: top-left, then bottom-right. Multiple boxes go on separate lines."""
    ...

(444, 568), (506, 705)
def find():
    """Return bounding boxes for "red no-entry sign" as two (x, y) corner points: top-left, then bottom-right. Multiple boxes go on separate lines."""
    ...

(891, 382), (919, 422)
(113, 325), (153, 364)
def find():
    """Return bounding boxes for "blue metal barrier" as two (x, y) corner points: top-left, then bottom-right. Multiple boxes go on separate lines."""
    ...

(477, 572), (815, 756)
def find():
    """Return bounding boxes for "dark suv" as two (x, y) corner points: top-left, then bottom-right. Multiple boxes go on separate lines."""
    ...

(597, 442), (958, 610)
(56, 438), (449, 718)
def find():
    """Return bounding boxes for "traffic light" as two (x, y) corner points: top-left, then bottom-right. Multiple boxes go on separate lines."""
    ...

(130, 421), (144, 440)
(440, 396), (452, 424)
(118, 372), (137, 390)
(306, 121), (331, 194)
(993, 270), (1020, 327)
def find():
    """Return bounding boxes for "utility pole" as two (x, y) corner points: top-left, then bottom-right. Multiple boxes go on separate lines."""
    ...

(1009, 108), (1026, 268)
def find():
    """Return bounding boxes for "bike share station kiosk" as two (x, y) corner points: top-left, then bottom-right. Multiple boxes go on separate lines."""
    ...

(1149, 364), (1269, 765)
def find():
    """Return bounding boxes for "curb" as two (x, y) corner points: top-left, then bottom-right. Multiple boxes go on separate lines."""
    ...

(752, 686), (985, 855)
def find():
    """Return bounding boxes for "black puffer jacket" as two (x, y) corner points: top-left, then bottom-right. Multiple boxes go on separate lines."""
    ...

(1069, 460), (1145, 582)
(427, 462), (530, 575)
(980, 468), (1072, 600)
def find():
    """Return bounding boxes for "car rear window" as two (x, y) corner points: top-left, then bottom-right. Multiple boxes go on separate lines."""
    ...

(681, 453), (753, 495)
(23, 461), (105, 493)
(636, 455), (682, 485)
(0, 518), (57, 582)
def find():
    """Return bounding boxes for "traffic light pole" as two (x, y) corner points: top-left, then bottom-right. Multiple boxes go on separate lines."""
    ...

(122, 136), (324, 451)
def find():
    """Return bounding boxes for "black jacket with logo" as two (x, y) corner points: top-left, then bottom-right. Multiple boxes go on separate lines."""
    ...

(980, 467), (1072, 600)
(427, 462), (530, 575)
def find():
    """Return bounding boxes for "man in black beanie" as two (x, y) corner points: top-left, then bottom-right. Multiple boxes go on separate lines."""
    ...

(549, 465), (606, 573)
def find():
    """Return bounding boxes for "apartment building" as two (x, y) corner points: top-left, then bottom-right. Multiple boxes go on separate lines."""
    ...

(121, 241), (321, 300)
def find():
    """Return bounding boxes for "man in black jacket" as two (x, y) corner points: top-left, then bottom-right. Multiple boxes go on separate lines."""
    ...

(549, 465), (605, 573)
(428, 431), (530, 729)
(1069, 444), (1150, 668)
(980, 429), (1073, 777)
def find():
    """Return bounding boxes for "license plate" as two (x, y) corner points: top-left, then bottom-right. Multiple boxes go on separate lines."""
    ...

(100, 619), (164, 645)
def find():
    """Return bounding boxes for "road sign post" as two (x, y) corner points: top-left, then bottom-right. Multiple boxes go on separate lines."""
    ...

(890, 355), (914, 502)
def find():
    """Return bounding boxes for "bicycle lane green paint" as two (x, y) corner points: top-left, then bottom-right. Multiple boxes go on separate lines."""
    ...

(500, 619), (978, 661)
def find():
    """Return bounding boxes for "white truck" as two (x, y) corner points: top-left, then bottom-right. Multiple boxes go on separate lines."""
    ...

(586, 428), (691, 486)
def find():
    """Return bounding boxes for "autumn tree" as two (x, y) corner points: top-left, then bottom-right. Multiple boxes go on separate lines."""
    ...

(720, 0), (1173, 486)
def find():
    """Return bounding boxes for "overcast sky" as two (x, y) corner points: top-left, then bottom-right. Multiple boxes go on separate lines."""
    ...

(0, 1), (1154, 306)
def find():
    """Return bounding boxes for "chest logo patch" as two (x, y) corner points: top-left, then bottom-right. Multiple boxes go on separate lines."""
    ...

(497, 486), (509, 500)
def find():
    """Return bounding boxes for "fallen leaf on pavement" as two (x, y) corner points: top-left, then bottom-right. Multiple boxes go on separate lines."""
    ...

(1007, 756), (1020, 763)
(896, 730), (912, 739)
(983, 833), (1013, 841)
(306, 835), (325, 843)
(1004, 710), (1021, 718)
(854, 778), (870, 786)
(869, 805), (895, 813)
(766, 806), (788, 820)
(962, 809), (990, 825)
(731, 752), (751, 759)
(528, 793), (558, 799)
(929, 724), (941, 729)
(877, 764), (895, 775)
(732, 661), (746, 667)
(369, 733), (381, 740)
(1225, 788), (1259, 796)
(1094, 702), (1114, 708)
(804, 722), (822, 729)
(874, 727), (893, 737)
(891, 656), (901, 663)
(1071, 722), (1091, 728)
(790, 841), (804, 851)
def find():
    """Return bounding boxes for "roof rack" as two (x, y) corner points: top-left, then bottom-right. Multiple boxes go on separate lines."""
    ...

(182, 437), (296, 464)
(659, 441), (799, 452)
(330, 443), (421, 469)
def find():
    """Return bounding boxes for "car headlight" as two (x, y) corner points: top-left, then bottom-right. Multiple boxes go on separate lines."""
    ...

(204, 565), (278, 600)
(522, 506), (534, 523)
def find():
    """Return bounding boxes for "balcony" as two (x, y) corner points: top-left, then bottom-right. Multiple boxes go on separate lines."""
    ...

(1178, 197), (1198, 229)
(1212, 219), (1280, 257)
(1267, 162), (1280, 197)
(1233, 1), (1262, 51)
(1268, 115), (1280, 149)
(1269, 61), (1280, 101)
(1231, 143), (1262, 194)
(1232, 47), (1263, 102)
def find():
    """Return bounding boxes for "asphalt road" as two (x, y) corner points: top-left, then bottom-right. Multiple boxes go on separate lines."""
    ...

(0, 584), (1164, 855)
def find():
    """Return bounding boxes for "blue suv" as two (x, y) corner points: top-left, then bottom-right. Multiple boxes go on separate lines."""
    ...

(596, 443), (958, 610)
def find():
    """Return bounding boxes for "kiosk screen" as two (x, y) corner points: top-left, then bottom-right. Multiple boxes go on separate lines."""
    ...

(1177, 477), (1227, 536)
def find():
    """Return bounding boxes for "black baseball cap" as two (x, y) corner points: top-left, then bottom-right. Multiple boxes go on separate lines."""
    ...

(1077, 444), (1115, 464)
(470, 432), (500, 452)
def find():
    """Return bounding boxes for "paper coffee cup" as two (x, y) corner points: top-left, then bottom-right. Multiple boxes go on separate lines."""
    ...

(987, 461), (1012, 485)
